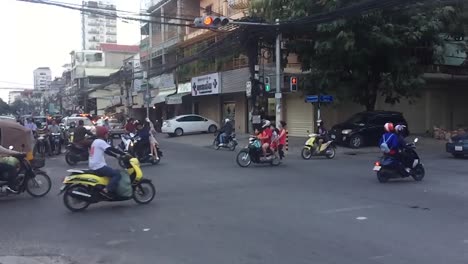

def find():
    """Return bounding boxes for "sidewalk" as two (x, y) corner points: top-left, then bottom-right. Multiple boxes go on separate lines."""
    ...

(159, 132), (447, 155)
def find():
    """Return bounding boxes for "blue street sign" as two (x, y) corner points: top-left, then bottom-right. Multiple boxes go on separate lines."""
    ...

(320, 95), (334, 102)
(305, 95), (334, 103)
(305, 95), (319, 103)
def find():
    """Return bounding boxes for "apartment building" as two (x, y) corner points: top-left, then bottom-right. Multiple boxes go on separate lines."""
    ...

(81, 0), (118, 50)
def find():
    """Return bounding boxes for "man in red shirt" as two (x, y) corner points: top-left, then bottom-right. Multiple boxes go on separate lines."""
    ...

(125, 118), (136, 134)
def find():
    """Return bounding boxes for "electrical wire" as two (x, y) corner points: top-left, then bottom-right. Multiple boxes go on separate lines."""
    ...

(40, 0), (198, 21)
(16, 0), (196, 27)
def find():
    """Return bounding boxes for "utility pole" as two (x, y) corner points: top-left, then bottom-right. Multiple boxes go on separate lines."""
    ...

(275, 18), (282, 127)
(193, 16), (282, 127)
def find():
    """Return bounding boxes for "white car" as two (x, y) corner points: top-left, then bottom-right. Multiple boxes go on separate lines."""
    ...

(162, 115), (219, 136)
(61, 117), (96, 133)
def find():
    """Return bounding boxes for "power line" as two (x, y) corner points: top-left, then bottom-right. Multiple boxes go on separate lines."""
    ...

(0, 81), (34, 86)
(40, 0), (198, 21)
(16, 0), (196, 27)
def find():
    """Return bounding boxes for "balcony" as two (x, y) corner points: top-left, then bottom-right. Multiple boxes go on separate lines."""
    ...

(89, 38), (99, 42)
(88, 22), (100, 27)
(88, 30), (100, 34)
(106, 31), (117, 35)
(106, 22), (116, 28)
(106, 39), (117, 43)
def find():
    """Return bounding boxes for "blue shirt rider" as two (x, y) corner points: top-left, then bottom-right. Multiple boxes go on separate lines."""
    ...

(379, 122), (399, 155)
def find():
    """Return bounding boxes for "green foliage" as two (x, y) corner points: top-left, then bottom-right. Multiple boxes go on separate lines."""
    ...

(0, 98), (10, 115)
(250, 0), (467, 110)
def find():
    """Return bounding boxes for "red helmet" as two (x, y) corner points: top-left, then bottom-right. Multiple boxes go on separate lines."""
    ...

(95, 126), (109, 138)
(384, 122), (394, 132)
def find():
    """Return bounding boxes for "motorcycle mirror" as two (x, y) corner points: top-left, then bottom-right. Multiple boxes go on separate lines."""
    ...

(414, 138), (419, 143)
(9, 146), (13, 150)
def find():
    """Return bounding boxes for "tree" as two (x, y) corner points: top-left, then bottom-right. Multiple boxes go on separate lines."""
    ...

(250, 0), (467, 110)
(10, 98), (31, 115)
(0, 98), (10, 115)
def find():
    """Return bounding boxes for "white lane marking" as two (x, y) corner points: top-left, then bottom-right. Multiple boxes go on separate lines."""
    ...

(321, 205), (375, 214)
(356, 216), (367, 220)
(143, 228), (151, 232)
(369, 254), (392, 259)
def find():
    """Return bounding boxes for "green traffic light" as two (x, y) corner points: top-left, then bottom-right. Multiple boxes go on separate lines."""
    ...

(265, 84), (271, 92)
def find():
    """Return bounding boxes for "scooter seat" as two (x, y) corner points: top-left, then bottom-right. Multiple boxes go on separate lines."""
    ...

(67, 169), (98, 175)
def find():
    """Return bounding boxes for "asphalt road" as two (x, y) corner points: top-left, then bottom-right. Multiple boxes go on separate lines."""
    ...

(1, 136), (468, 264)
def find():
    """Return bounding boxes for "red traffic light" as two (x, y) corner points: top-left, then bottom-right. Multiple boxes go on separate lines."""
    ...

(203, 16), (214, 26)
(291, 77), (297, 84)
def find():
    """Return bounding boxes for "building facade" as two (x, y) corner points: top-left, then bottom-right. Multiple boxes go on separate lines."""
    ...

(8, 91), (23, 104)
(81, 0), (118, 50)
(33, 67), (51, 91)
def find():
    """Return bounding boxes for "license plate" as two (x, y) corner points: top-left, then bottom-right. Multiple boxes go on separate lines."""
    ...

(373, 166), (381, 171)
(331, 134), (336, 139)
(60, 185), (66, 191)
(455, 146), (463, 151)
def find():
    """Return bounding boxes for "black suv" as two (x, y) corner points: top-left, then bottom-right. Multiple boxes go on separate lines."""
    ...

(329, 111), (409, 148)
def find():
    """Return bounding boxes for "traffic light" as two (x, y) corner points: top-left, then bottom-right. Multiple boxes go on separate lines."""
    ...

(264, 76), (271, 92)
(290, 76), (298, 92)
(193, 16), (230, 29)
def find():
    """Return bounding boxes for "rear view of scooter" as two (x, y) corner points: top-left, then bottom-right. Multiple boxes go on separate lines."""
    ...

(373, 138), (425, 183)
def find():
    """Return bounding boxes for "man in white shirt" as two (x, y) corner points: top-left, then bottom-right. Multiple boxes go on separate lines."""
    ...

(89, 126), (126, 196)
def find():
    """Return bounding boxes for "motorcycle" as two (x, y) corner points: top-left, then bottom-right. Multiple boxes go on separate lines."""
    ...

(118, 133), (133, 152)
(51, 132), (62, 155)
(60, 155), (156, 212)
(213, 132), (238, 151)
(301, 133), (336, 159)
(118, 134), (162, 167)
(236, 136), (280, 167)
(373, 138), (425, 183)
(0, 151), (51, 198)
(34, 130), (50, 158)
(65, 136), (95, 166)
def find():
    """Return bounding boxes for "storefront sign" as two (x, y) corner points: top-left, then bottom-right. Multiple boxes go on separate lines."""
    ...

(191, 73), (220, 96)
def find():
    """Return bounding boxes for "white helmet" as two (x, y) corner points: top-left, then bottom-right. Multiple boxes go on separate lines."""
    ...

(262, 120), (271, 128)
(225, 118), (230, 123)
(395, 124), (406, 133)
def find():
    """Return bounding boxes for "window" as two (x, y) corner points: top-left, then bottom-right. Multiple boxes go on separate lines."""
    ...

(205, 4), (213, 15)
(176, 116), (193, 122)
(192, 116), (205, 122)
(85, 52), (102, 62)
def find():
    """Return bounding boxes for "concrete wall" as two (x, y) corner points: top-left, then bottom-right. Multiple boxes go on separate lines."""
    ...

(105, 53), (136, 68)
(196, 95), (221, 125)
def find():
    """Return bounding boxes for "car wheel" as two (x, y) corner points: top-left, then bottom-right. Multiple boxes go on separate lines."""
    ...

(349, 135), (363, 149)
(175, 128), (184, 137)
(208, 125), (217, 133)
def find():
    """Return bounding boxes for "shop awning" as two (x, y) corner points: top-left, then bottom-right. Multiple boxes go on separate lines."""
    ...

(151, 88), (176, 104)
(166, 92), (190, 105)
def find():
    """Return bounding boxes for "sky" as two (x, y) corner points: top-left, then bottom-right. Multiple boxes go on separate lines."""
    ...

(0, 0), (141, 102)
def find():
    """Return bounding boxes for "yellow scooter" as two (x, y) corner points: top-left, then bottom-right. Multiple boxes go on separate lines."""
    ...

(59, 156), (156, 212)
(301, 133), (336, 159)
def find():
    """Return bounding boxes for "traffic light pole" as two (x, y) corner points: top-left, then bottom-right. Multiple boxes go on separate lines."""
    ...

(194, 17), (283, 126)
(275, 18), (282, 127)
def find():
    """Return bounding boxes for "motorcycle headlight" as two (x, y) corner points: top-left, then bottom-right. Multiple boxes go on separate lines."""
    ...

(342, 129), (352, 135)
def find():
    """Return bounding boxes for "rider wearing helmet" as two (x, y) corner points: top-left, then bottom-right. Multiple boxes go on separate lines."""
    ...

(395, 124), (411, 172)
(316, 119), (329, 152)
(379, 122), (399, 155)
(218, 118), (233, 147)
(89, 126), (126, 197)
(258, 120), (273, 157)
